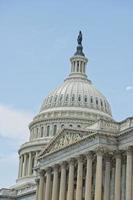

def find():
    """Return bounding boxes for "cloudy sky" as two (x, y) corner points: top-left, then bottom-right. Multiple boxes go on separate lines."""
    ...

(0, 0), (133, 187)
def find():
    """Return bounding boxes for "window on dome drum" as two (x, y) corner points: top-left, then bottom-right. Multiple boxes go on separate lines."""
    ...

(60, 94), (63, 101)
(65, 94), (69, 101)
(36, 128), (38, 137)
(80, 62), (82, 72)
(31, 156), (35, 174)
(77, 125), (81, 128)
(69, 124), (72, 127)
(61, 124), (64, 128)
(78, 95), (81, 101)
(91, 97), (93, 103)
(77, 61), (79, 72)
(54, 95), (57, 102)
(84, 95), (87, 102)
(41, 127), (43, 137)
(83, 64), (85, 73)
(72, 94), (75, 101)
(104, 101), (107, 110)
(50, 96), (53, 103)
(100, 99), (103, 107)
(53, 125), (57, 136)
(96, 98), (98, 105)
(73, 61), (75, 72)
(47, 126), (50, 136)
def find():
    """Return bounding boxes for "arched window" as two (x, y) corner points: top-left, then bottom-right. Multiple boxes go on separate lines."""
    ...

(80, 62), (82, 72)
(69, 124), (72, 128)
(96, 98), (98, 105)
(72, 94), (75, 101)
(77, 125), (81, 128)
(77, 61), (79, 72)
(54, 95), (57, 102)
(53, 125), (57, 136)
(41, 127), (44, 137)
(31, 156), (35, 174)
(91, 96), (93, 103)
(61, 124), (64, 129)
(78, 95), (81, 101)
(47, 126), (50, 136)
(84, 95), (87, 102)
(60, 94), (63, 101)
(36, 128), (38, 138)
(101, 100), (103, 107)
(50, 96), (53, 103)
(83, 63), (85, 73)
(104, 101), (107, 111)
(65, 94), (69, 101)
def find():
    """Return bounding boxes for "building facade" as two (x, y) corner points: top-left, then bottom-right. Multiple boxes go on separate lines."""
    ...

(0, 32), (133, 200)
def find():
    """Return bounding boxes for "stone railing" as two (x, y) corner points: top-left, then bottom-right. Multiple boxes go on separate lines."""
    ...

(87, 119), (119, 133)
(119, 117), (133, 131)
(0, 188), (16, 197)
(16, 184), (36, 196)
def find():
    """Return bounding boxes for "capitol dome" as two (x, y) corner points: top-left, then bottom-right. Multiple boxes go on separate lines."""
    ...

(40, 75), (112, 117)
(29, 32), (113, 143)
(40, 40), (112, 119)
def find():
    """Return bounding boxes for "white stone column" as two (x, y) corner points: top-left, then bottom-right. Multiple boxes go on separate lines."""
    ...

(76, 156), (83, 200)
(18, 156), (23, 178)
(126, 148), (132, 200)
(52, 165), (59, 200)
(38, 171), (44, 200)
(45, 168), (51, 200)
(114, 152), (121, 200)
(35, 178), (40, 200)
(23, 154), (27, 177)
(85, 152), (93, 200)
(34, 151), (39, 175)
(59, 162), (66, 200)
(28, 152), (32, 176)
(94, 150), (103, 200)
(67, 159), (75, 200)
(103, 155), (111, 200)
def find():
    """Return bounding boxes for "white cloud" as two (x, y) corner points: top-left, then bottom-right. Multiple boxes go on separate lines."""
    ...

(0, 104), (33, 141)
(0, 152), (18, 187)
(126, 86), (133, 91)
(0, 104), (34, 187)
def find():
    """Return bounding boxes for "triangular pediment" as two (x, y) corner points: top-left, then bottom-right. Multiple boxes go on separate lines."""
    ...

(39, 129), (89, 157)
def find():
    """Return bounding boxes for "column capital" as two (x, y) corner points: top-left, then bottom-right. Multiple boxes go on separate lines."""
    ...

(76, 155), (84, 162)
(85, 151), (93, 159)
(67, 158), (75, 165)
(53, 164), (59, 170)
(104, 153), (112, 162)
(95, 146), (105, 156)
(39, 170), (45, 177)
(126, 146), (133, 154)
(114, 150), (122, 159)
(45, 167), (51, 174)
(60, 161), (67, 169)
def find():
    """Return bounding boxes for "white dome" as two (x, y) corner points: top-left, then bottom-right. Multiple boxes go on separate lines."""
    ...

(39, 40), (112, 120)
(40, 76), (112, 117)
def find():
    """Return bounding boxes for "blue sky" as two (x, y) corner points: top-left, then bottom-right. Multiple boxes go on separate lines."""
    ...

(0, 0), (133, 187)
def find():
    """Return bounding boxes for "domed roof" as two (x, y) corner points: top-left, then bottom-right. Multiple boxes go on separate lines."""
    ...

(40, 32), (112, 119)
(40, 77), (112, 117)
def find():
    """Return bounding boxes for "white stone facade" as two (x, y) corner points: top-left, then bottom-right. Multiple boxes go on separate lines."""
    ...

(0, 34), (132, 200)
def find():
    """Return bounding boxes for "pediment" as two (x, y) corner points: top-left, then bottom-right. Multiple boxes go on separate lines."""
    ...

(39, 129), (89, 157)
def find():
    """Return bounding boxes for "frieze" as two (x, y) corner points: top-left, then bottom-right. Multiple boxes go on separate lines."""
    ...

(38, 129), (98, 158)
(42, 130), (89, 155)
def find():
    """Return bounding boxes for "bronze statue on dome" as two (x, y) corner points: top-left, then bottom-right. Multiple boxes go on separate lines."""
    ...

(77, 31), (82, 45)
